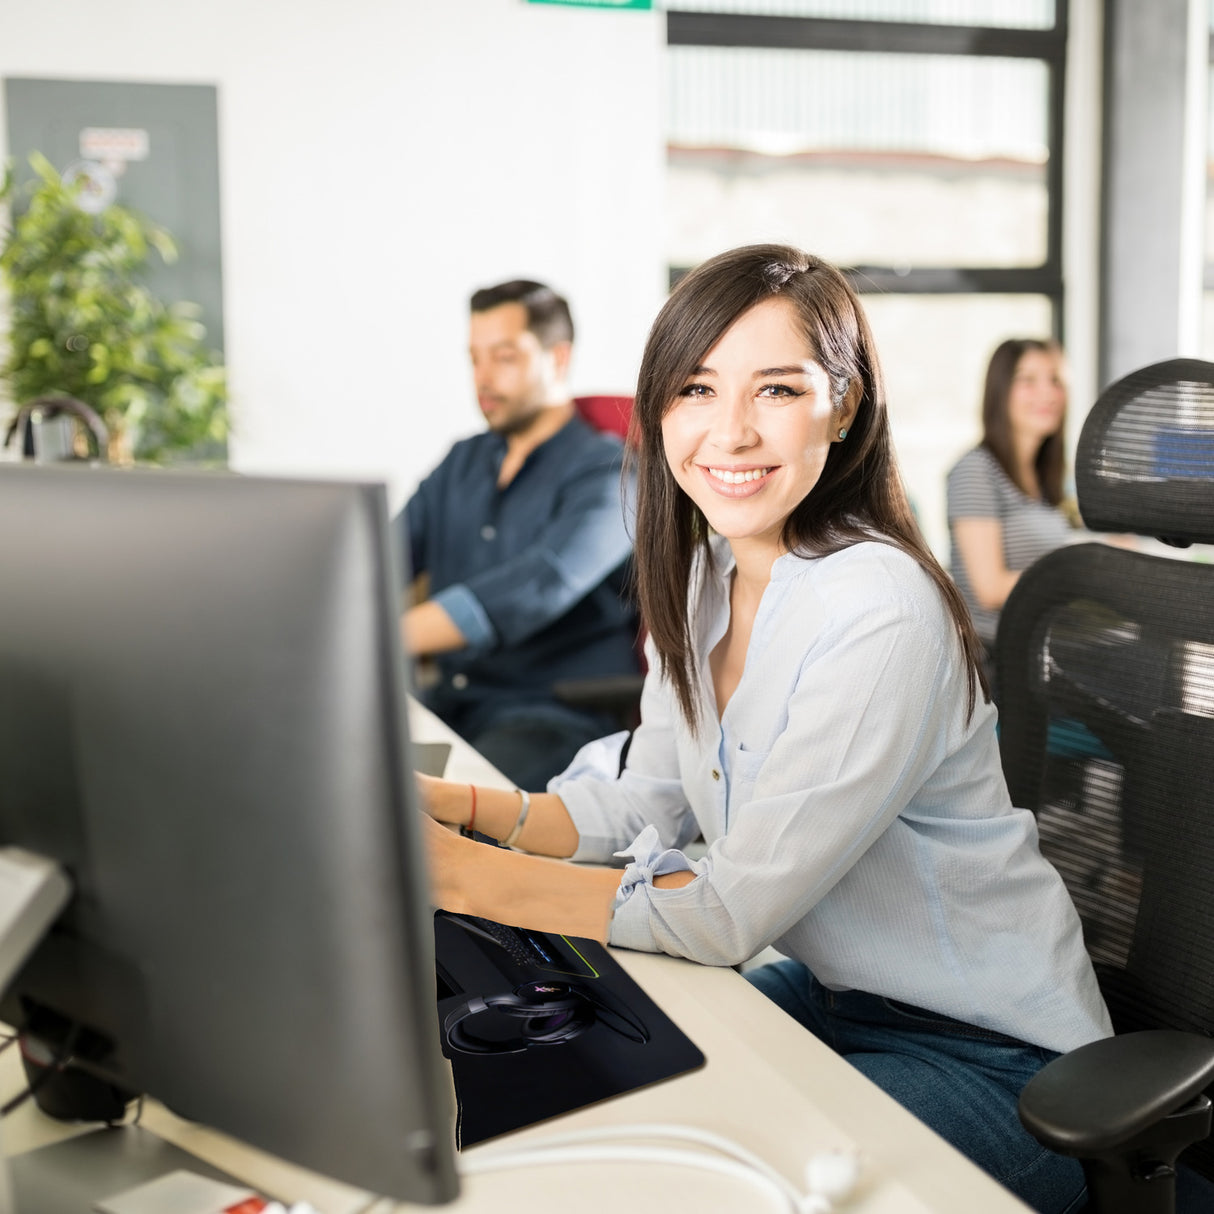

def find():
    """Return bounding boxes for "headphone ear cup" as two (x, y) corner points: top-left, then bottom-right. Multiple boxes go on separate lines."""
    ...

(443, 986), (596, 1055)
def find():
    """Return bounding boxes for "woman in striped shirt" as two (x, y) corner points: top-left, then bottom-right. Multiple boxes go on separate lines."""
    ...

(947, 339), (1082, 682)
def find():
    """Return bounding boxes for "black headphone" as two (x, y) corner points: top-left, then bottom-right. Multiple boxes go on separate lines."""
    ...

(443, 979), (649, 1056)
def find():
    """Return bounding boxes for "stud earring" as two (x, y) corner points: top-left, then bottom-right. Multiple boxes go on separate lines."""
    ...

(837, 427), (848, 441)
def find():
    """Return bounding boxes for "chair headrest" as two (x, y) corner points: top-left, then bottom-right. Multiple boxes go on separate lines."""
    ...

(574, 395), (634, 443)
(1076, 357), (1214, 548)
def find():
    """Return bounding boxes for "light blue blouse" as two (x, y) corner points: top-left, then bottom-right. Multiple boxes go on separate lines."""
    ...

(555, 537), (1112, 1055)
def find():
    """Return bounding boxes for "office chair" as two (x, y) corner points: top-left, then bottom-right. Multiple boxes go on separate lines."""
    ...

(573, 394), (635, 444)
(552, 396), (646, 734)
(996, 358), (1214, 1214)
(3, 394), (109, 463)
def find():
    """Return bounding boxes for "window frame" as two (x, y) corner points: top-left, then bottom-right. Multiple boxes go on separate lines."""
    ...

(665, 6), (1069, 331)
(1206, 24), (1214, 294)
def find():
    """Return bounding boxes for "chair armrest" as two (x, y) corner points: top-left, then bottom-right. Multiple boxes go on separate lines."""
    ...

(552, 674), (645, 716)
(1019, 1030), (1214, 1155)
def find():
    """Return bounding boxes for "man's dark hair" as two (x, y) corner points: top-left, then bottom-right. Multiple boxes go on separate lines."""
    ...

(470, 280), (574, 349)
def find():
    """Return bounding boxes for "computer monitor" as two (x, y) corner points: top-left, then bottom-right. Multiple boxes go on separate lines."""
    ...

(0, 463), (459, 1204)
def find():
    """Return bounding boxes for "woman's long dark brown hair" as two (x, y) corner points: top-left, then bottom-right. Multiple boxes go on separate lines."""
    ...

(628, 244), (989, 730)
(980, 337), (1067, 505)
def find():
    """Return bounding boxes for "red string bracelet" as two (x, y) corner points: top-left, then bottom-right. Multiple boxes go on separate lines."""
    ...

(468, 784), (477, 834)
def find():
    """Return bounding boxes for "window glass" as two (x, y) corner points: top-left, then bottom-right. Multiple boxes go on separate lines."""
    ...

(667, 46), (1050, 269)
(861, 293), (1055, 558)
(1204, 59), (1214, 359)
(663, 0), (1056, 28)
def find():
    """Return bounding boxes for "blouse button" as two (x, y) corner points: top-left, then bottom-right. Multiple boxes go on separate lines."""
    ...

(711, 769), (720, 781)
(452, 673), (469, 690)
(480, 524), (497, 541)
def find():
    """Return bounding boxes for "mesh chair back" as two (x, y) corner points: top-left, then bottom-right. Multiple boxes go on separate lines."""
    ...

(1076, 357), (1214, 545)
(997, 358), (1214, 1183)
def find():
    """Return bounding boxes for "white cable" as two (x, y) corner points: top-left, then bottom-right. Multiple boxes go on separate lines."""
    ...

(462, 1122), (860, 1214)
(463, 1144), (803, 1212)
(474, 1122), (792, 1192)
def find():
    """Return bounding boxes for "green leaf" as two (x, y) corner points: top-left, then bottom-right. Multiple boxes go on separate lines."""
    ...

(1, 152), (228, 464)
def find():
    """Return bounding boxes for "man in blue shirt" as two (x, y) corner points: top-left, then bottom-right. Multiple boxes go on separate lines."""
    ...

(398, 280), (638, 789)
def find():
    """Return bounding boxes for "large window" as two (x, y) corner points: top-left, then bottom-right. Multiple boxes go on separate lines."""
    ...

(666, 1), (1066, 557)
(1203, 2), (1214, 360)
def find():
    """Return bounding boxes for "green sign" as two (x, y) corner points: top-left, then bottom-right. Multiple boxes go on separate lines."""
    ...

(527, 0), (653, 9)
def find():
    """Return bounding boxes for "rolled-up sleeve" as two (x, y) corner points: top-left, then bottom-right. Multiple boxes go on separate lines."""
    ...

(430, 583), (496, 650)
(601, 574), (961, 966)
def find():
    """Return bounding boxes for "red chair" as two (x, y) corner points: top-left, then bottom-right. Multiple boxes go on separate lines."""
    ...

(574, 395), (635, 445)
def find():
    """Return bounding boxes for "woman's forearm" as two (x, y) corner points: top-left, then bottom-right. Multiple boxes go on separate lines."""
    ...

(953, 517), (1019, 610)
(428, 822), (621, 943)
(420, 776), (580, 857)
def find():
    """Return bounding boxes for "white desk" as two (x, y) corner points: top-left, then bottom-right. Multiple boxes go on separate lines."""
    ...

(0, 702), (1030, 1214)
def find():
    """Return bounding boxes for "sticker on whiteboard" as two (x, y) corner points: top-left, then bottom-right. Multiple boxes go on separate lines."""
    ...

(62, 160), (118, 214)
(79, 127), (149, 163)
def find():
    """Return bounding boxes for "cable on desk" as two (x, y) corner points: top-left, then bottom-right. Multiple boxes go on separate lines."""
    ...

(0, 1083), (39, 1119)
(0, 1024), (82, 1118)
(461, 1123), (861, 1214)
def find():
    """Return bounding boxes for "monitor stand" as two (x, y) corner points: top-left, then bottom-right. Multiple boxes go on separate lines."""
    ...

(3, 1126), (251, 1214)
(0, 849), (247, 1213)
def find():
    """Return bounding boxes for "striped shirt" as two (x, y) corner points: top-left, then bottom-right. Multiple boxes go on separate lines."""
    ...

(555, 537), (1111, 1056)
(946, 445), (1081, 645)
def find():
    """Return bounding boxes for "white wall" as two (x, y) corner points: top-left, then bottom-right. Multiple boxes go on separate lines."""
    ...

(2, 1), (1115, 535)
(0, 0), (667, 510)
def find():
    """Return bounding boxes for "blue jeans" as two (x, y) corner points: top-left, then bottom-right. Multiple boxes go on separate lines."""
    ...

(746, 959), (1086, 1214)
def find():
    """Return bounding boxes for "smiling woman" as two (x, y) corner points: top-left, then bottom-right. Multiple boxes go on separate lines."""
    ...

(660, 297), (852, 559)
(418, 245), (1112, 1214)
(631, 245), (983, 729)
(656, 296), (858, 719)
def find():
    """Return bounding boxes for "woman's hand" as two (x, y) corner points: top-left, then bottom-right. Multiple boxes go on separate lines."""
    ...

(415, 777), (583, 859)
(421, 811), (473, 914)
(420, 811), (619, 941)
(414, 773), (470, 827)
(413, 771), (442, 816)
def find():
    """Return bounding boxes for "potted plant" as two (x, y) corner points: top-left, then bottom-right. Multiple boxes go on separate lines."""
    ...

(0, 152), (228, 465)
